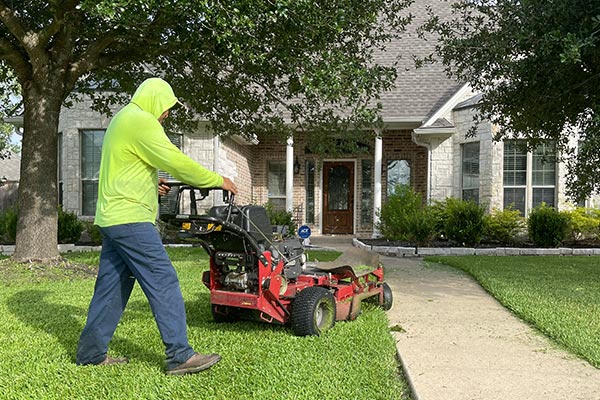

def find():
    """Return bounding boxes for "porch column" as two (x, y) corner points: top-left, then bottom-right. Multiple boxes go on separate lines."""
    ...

(286, 136), (294, 212)
(373, 131), (383, 237)
(213, 135), (223, 206)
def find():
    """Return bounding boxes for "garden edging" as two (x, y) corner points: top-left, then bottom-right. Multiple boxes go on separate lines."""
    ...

(352, 238), (600, 257)
(3, 241), (600, 257)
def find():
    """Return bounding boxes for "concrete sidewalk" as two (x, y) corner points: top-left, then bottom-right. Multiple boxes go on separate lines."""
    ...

(384, 256), (600, 400)
(310, 236), (600, 400)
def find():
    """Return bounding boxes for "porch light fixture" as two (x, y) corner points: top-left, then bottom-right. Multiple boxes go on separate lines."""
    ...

(294, 156), (300, 175)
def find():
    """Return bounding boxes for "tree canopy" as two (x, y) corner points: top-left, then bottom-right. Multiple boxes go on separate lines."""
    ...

(0, 124), (19, 159)
(424, 0), (600, 201)
(0, 0), (413, 261)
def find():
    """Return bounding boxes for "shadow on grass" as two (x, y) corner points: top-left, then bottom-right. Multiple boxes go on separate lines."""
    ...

(7, 290), (163, 368)
(184, 292), (292, 335)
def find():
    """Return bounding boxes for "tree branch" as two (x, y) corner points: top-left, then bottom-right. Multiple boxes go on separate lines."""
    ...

(66, 9), (167, 89)
(0, 1), (50, 73)
(0, 36), (31, 81)
(0, 1), (27, 44)
(66, 33), (119, 84)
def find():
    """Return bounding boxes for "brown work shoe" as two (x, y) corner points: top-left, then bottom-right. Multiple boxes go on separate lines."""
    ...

(97, 356), (129, 366)
(166, 352), (221, 376)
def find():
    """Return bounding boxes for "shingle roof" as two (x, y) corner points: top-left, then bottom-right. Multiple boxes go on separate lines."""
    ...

(429, 117), (454, 128)
(454, 93), (483, 110)
(375, 0), (463, 121)
(0, 151), (21, 181)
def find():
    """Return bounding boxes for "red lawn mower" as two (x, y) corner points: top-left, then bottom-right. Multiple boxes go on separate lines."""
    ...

(160, 184), (393, 336)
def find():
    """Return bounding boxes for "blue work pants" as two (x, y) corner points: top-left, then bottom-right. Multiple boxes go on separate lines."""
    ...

(76, 222), (195, 368)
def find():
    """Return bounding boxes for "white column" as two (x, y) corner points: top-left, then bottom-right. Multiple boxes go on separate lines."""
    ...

(373, 132), (383, 238)
(286, 136), (294, 212)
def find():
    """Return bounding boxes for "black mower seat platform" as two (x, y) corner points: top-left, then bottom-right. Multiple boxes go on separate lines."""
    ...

(313, 247), (380, 277)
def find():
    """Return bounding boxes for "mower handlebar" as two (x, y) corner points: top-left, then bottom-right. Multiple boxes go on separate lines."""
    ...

(160, 180), (234, 204)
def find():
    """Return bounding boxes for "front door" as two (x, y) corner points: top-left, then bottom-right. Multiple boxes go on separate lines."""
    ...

(323, 161), (354, 234)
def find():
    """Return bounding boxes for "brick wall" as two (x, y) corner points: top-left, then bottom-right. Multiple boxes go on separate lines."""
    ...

(221, 136), (254, 205)
(382, 130), (428, 200)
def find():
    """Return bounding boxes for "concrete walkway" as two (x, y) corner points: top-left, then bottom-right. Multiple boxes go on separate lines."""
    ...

(309, 236), (600, 400)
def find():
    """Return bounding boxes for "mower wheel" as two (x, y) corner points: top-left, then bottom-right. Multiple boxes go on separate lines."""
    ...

(291, 287), (336, 336)
(211, 305), (237, 323)
(381, 283), (393, 311)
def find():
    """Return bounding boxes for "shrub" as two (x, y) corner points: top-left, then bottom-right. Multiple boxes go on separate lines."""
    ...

(483, 207), (526, 245)
(264, 201), (296, 236)
(57, 206), (84, 244)
(564, 207), (600, 241)
(0, 205), (18, 243)
(527, 203), (570, 247)
(428, 199), (450, 239)
(1, 206), (84, 244)
(403, 208), (436, 249)
(377, 185), (436, 247)
(81, 220), (104, 245)
(443, 198), (486, 246)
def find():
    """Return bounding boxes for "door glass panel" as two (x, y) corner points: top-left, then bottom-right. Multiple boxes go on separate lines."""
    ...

(328, 165), (350, 211)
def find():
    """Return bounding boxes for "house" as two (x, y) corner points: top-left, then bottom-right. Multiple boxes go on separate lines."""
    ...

(0, 151), (20, 210)
(13, 1), (590, 237)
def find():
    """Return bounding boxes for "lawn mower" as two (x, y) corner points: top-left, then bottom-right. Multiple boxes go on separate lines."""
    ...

(159, 183), (393, 336)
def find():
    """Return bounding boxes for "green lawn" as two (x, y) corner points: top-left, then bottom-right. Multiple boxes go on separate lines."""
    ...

(426, 256), (600, 368)
(0, 247), (409, 400)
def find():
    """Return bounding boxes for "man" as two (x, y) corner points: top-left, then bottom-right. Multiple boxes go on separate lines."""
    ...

(76, 77), (237, 375)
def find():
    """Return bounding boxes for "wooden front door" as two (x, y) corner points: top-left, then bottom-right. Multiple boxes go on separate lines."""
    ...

(323, 161), (354, 234)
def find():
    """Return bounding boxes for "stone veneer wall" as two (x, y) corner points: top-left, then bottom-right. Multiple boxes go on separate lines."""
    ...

(452, 104), (575, 213)
(426, 136), (454, 201)
(58, 98), (116, 217)
(452, 105), (503, 212)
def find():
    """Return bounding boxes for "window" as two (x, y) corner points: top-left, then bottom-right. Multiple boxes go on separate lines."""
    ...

(80, 130), (105, 216)
(387, 159), (410, 195)
(305, 160), (315, 224)
(268, 160), (286, 210)
(531, 142), (556, 207)
(461, 142), (480, 203)
(361, 159), (373, 225)
(503, 140), (527, 213)
(158, 132), (183, 215)
(503, 140), (556, 215)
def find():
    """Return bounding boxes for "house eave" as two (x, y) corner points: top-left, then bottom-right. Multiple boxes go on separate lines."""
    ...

(381, 116), (427, 130)
(413, 127), (456, 140)
(231, 134), (259, 145)
(3, 116), (23, 130)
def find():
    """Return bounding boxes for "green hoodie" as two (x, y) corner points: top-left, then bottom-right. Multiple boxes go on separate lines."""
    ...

(94, 78), (223, 227)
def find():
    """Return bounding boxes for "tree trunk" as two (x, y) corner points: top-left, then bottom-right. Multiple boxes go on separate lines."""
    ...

(13, 82), (63, 262)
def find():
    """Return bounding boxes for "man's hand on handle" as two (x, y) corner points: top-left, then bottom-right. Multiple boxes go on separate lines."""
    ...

(158, 178), (171, 196)
(158, 176), (237, 196)
(221, 177), (238, 195)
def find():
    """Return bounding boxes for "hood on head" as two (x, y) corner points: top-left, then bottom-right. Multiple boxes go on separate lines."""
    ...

(130, 78), (180, 119)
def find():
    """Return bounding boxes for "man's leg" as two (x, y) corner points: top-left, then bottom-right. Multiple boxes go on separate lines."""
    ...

(101, 223), (196, 369)
(76, 231), (135, 365)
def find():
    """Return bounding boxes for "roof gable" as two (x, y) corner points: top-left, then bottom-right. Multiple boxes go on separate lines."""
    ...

(375, 0), (463, 123)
